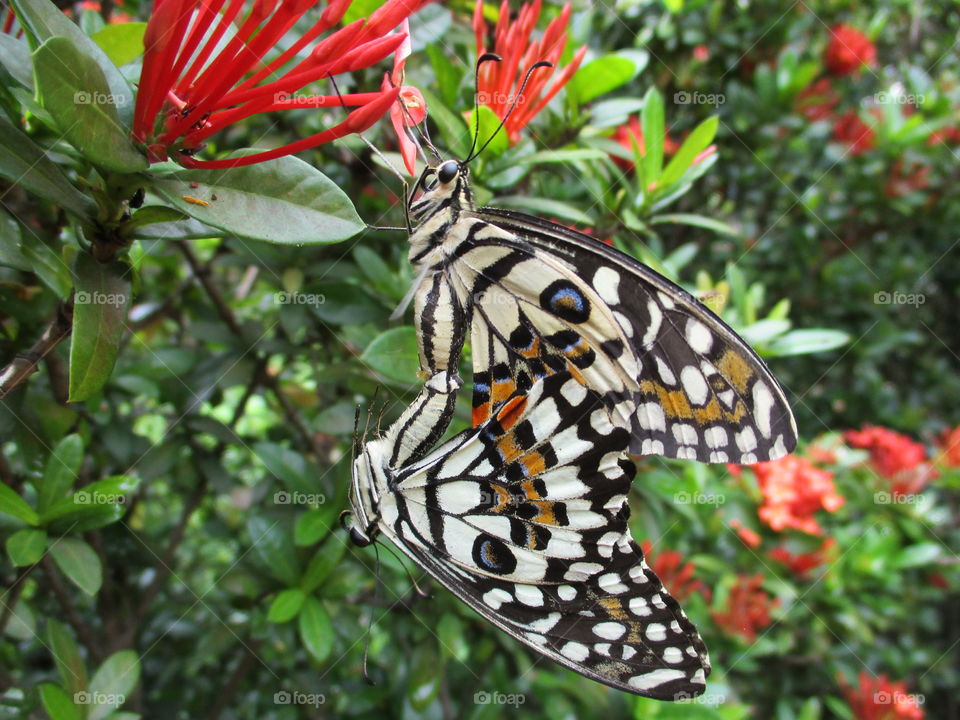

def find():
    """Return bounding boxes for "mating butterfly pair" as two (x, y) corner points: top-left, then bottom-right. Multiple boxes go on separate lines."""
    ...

(343, 158), (797, 698)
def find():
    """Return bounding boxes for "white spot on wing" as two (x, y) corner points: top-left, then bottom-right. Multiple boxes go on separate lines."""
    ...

(593, 267), (621, 305)
(637, 403), (666, 432)
(482, 588), (512, 610)
(560, 641), (590, 662)
(685, 318), (713, 353)
(752, 381), (775, 438)
(680, 366), (708, 406)
(593, 622), (627, 640)
(628, 668), (687, 691)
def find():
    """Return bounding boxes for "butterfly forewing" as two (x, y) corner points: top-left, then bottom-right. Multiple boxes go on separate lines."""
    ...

(373, 372), (710, 698)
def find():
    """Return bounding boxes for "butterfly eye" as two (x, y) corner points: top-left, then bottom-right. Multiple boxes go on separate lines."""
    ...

(437, 161), (459, 184)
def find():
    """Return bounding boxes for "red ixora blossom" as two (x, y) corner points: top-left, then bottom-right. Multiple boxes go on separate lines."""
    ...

(750, 455), (844, 535)
(833, 111), (876, 155)
(384, 19), (426, 175)
(610, 115), (716, 174)
(795, 77), (840, 121)
(641, 540), (710, 603)
(729, 518), (761, 549)
(937, 425), (960, 467)
(711, 573), (778, 643)
(844, 425), (936, 497)
(824, 24), (876, 76)
(884, 159), (930, 198)
(768, 538), (836, 578)
(472, 0), (587, 144)
(133, 0), (429, 169)
(840, 672), (925, 720)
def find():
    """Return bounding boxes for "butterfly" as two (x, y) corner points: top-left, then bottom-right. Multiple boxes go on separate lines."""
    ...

(399, 156), (798, 465)
(346, 371), (711, 698)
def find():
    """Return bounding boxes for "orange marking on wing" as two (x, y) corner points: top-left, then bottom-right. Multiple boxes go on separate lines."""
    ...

(491, 377), (516, 405)
(566, 362), (586, 385)
(519, 336), (541, 358)
(496, 395), (527, 430)
(520, 452), (547, 477)
(490, 483), (511, 513)
(472, 402), (491, 427)
(521, 480), (540, 500)
(599, 596), (628, 620)
(531, 500), (557, 526)
(496, 433), (524, 463)
(717, 349), (754, 392)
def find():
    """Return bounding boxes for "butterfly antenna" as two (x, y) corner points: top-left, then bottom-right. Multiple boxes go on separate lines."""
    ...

(352, 403), (362, 460)
(466, 52), (501, 162)
(361, 542), (383, 685)
(467, 60), (553, 164)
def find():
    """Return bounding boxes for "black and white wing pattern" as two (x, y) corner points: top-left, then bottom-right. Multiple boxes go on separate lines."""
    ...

(366, 372), (710, 699)
(403, 160), (798, 465)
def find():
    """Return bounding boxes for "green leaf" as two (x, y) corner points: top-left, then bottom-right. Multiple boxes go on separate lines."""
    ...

(33, 37), (145, 173)
(14, 0), (134, 125)
(301, 538), (347, 593)
(298, 596), (334, 662)
(641, 87), (665, 184)
(494, 196), (594, 225)
(891, 543), (941, 569)
(651, 212), (739, 237)
(361, 326), (420, 385)
(69, 253), (132, 401)
(247, 516), (300, 585)
(0, 114), (94, 218)
(87, 650), (139, 720)
(294, 506), (338, 546)
(6, 528), (47, 566)
(152, 154), (363, 244)
(123, 206), (188, 234)
(765, 329), (850, 357)
(38, 683), (81, 720)
(41, 475), (139, 531)
(23, 239), (72, 299)
(568, 55), (637, 104)
(740, 319), (791, 345)
(253, 442), (313, 495)
(341, 0), (381, 25)
(0, 34), (34, 87)
(465, 105), (508, 157)
(267, 588), (306, 623)
(50, 537), (103, 596)
(0, 483), (39, 525)
(659, 115), (718, 189)
(515, 148), (607, 165)
(419, 87), (470, 159)
(37, 434), (84, 513)
(47, 620), (88, 697)
(90, 22), (146, 67)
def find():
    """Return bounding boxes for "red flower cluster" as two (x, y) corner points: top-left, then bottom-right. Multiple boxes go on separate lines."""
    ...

(833, 111), (876, 156)
(729, 518), (761, 549)
(768, 538), (836, 578)
(641, 540), (710, 603)
(610, 115), (716, 174)
(795, 78), (840, 121)
(840, 672), (925, 720)
(824, 24), (876, 76)
(751, 455), (844, 535)
(845, 425), (936, 498)
(133, 0), (429, 168)
(884, 159), (931, 198)
(473, 0), (586, 144)
(711, 573), (778, 643)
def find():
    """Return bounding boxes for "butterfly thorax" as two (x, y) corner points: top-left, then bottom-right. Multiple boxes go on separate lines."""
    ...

(407, 160), (474, 269)
(346, 439), (392, 547)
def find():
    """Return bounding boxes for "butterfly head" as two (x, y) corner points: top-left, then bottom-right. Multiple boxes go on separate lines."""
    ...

(408, 159), (472, 222)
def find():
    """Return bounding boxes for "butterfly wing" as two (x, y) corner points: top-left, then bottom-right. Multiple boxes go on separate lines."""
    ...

(374, 372), (710, 698)
(454, 209), (797, 464)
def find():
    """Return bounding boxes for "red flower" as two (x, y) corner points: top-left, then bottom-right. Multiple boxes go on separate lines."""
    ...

(133, 0), (429, 169)
(927, 126), (960, 146)
(692, 44), (709, 62)
(385, 19), (427, 175)
(729, 519), (761, 549)
(884, 159), (930, 198)
(768, 538), (836, 578)
(845, 425), (936, 497)
(840, 672), (925, 720)
(833, 111), (876, 155)
(824, 24), (876, 76)
(641, 540), (710, 603)
(711, 573), (778, 643)
(937, 426), (960, 467)
(750, 455), (844, 535)
(609, 115), (713, 173)
(473, 0), (587, 144)
(795, 78), (840, 121)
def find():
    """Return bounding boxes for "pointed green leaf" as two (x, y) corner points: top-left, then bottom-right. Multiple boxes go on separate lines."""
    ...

(294, 506), (338, 547)
(298, 596), (334, 662)
(247, 516), (300, 585)
(37, 434), (84, 512)
(0, 483), (39, 525)
(39, 683), (81, 720)
(465, 105), (509, 157)
(360, 326), (420, 385)
(0, 34), (33, 87)
(267, 588), (306, 623)
(641, 87), (665, 183)
(47, 620), (88, 696)
(301, 538), (347, 592)
(50, 537), (102, 596)
(659, 115), (718, 189)
(419, 87), (470, 158)
(87, 650), (139, 720)
(765, 328), (850, 357)
(650, 212), (738, 237)
(568, 55), (637, 104)
(6, 528), (47, 566)
(33, 37), (145, 173)
(152, 154), (363, 244)
(69, 253), (132, 401)
(90, 22), (146, 67)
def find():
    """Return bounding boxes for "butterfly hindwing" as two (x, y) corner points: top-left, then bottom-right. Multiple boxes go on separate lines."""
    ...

(373, 372), (710, 698)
